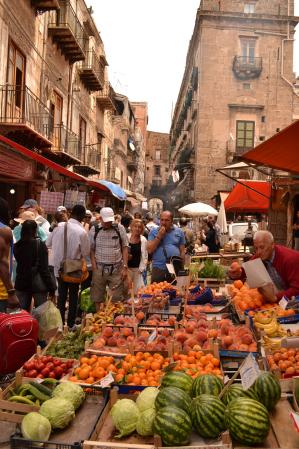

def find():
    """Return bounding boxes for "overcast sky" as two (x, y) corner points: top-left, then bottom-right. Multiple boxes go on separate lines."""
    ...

(87, 0), (299, 134)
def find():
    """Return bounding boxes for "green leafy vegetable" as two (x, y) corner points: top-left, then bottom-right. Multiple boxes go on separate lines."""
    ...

(39, 398), (75, 429)
(21, 412), (51, 441)
(110, 399), (140, 437)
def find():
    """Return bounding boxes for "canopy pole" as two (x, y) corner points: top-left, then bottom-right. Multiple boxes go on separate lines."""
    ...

(216, 169), (271, 199)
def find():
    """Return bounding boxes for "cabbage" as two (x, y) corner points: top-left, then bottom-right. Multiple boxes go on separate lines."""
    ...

(21, 412), (51, 441)
(136, 407), (156, 436)
(136, 387), (159, 412)
(52, 382), (85, 410)
(40, 398), (75, 429)
(110, 399), (140, 437)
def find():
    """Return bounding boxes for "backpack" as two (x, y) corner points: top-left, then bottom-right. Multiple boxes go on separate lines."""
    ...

(94, 223), (123, 248)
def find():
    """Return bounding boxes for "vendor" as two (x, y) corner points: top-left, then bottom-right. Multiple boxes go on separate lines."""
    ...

(229, 230), (299, 301)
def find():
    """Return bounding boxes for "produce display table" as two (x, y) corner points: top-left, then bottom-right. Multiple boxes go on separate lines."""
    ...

(192, 253), (251, 261)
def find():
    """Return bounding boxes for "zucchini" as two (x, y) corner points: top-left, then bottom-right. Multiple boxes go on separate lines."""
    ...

(29, 381), (52, 396)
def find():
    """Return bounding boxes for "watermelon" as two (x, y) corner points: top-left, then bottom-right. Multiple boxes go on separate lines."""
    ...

(190, 394), (226, 438)
(153, 406), (192, 446)
(160, 371), (193, 395)
(191, 374), (223, 398)
(222, 383), (258, 405)
(225, 397), (270, 445)
(155, 387), (192, 414)
(253, 372), (281, 411)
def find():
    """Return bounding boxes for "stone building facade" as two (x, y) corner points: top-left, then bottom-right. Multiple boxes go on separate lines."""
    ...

(170, 0), (299, 206)
(144, 131), (170, 213)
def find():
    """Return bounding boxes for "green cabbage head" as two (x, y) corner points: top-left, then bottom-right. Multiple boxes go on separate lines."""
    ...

(136, 407), (156, 436)
(40, 398), (75, 429)
(52, 381), (85, 410)
(110, 399), (140, 437)
(136, 387), (159, 412)
(21, 412), (51, 441)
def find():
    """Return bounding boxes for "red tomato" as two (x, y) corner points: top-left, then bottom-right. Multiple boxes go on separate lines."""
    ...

(40, 356), (49, 363)
(36, 362), (45, 372)
(48, 371), (56, 379)
(66, 360), (74, 368)
(53, 359), (61, 367)
(36, 374), (44, 379)
(23, 361), (35, 371)
(41, 367), (50, 377)
(54, 366), (63, 378)
(46, 362), (54, 370)
(60, 363), (67, 372)
(27, 369), (38, 378)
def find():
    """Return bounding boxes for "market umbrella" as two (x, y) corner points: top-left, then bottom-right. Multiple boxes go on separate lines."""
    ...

(216, 193), (228, 233)
(178, 202), (218, 217)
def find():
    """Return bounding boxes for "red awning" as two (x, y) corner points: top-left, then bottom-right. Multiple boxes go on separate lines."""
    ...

(241, 120), (299, 174)
(224, 180), (271, 213)
(0, 135), (107, 191)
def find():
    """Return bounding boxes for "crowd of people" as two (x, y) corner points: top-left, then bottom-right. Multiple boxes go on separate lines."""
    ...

(0, 196), (299, 330)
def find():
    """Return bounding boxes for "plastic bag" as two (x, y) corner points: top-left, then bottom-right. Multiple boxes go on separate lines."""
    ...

(32, 300), (63, 340)
(80, 288), (96, 313)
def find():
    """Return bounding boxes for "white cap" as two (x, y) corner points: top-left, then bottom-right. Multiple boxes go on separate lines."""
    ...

(57, 205), (67, 212)
(85, 210), (92, 217)
(100, 207), (114, 223)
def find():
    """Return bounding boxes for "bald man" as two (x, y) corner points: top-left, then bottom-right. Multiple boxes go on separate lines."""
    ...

(229, 230), (299, 301)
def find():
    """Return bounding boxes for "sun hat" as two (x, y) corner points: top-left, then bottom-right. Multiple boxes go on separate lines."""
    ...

(100, 207), (115, 223)
(14, 211), (36, 224)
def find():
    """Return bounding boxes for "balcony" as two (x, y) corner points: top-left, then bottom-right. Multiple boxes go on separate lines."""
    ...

(31, 0), (59, 12)
(0, 84), (52, 149)
(49, 124), (81, 164)
(73, 143), (101, 176)
(48, 0), (87, 63)
(127, 153), (138, 171)
(97, 83), (116, 111)
(233, 56), (262, 80)
(150, 183), (164, 197)
(78, 50), (105, 91)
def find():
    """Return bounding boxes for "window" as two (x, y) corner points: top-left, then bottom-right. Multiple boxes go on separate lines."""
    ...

(155, 150), (161, 160)
(236, 120), (255, 154)
(240, 38), (256, 63)
(49, 91), (63, 149)
(152, 179), (162, 187)
(243, 83), (251, 90)
(261, 116), (266, 123)
(244, 3), (255, 13)
(154, 165), (161, 176)
(7, 41), (25, 112)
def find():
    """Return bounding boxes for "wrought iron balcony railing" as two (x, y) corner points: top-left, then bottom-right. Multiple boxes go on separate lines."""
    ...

(233, 56), (262, 79)
(85, 143), (101, 169)
(97, 83), (116, 110)
(0, 84), (52, 144)
(51, 123), (81, 162)
(79, 50), (105, 91)
(48, 0), (87, 62)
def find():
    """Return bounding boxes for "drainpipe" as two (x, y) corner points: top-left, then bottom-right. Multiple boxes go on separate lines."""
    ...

(66, 64), (73, 131)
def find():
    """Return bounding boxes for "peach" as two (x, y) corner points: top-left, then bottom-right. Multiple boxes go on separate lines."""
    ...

(107, 336), (117, 347)
(102, 327), (113, 337)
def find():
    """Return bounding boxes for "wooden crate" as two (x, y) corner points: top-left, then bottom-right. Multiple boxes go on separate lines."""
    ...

(83, 389), (232, 449)
(197, 278), (226, 288)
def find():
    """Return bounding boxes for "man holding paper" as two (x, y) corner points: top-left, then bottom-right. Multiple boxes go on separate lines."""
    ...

(229, 231), (299, 301)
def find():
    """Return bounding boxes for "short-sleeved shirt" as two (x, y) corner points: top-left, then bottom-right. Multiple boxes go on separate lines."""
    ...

(148, 226), (185, 270)
(89, 223), (128, 265)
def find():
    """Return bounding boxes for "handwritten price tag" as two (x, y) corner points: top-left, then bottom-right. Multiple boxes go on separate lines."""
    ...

(100, 371), (114, 388)
(240, 353), (260, 390)
(148, 329), (157, 343)
(279, 296), (288, 310)
(290, 412), (299, 433)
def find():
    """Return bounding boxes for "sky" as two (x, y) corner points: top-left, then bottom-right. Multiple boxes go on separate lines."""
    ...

(87, 0), (299, 134)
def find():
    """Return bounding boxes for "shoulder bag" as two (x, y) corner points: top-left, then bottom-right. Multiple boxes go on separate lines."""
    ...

(59, 223), (88, 283)
(32, 239), (47, 293)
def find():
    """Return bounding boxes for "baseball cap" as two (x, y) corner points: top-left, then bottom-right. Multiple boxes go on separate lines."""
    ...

(21, 199), (38, 209)
(100, 207), (115, 223)
(57, 205), (67, 212)
(85, 210), (92, 217)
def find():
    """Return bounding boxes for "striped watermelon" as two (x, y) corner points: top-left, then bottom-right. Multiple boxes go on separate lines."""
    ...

(155, 387), (192, 414)
(222, 383), (258, 405)
(160, 371), (193, 395)
(253, 372), (281, 411)
(190, 394), (226, 438)
(225, 397), (270, 445)
(191, 374), (224, 398)
(153, 406), (192, 446)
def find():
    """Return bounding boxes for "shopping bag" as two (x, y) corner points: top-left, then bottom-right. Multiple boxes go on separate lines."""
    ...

(80, 288), (96, 313)
(40, 191), (64, 214)
(64, 189), (78, 209)
(32, 300), (63, 340)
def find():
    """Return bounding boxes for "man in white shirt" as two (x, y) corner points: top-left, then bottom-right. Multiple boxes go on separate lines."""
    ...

(46, 204), (90, 329)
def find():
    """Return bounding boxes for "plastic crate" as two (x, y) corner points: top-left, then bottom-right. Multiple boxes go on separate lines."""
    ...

(11, 436), (82, 449)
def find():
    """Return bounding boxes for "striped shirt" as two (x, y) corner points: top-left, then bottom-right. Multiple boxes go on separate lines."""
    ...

(89, 223), (128, 265)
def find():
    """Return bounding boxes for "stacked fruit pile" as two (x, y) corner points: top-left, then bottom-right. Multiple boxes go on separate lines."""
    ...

(267, 348), (299, 377)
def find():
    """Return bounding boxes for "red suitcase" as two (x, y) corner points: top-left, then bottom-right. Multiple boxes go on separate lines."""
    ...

(0, 310), (38, 374)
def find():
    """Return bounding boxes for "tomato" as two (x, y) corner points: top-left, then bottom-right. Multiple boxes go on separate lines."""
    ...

(48, 371), (56, 379)
(27, 369), (38, 378)
(41, 367), (50, 377)
(23, 361), (35, 371)
(46, 362), (54, 370)
(36, 374), (44, 379)
(53, 359), (61, 367)
(45, 356), (53, 363)
(40, 356), (49, 363)
(54, 366), (63, 378)
(66, 360), (74, 368)
(60, 363), (67, 372)
(36, 362), (45, 372)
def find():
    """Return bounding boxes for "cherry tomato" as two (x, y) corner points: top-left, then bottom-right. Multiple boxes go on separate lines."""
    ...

(48, 371), (56, 379)
(41, 367), (50, 377)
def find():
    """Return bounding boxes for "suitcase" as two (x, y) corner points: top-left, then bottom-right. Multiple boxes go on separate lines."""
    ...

(0, 310), (38, 374)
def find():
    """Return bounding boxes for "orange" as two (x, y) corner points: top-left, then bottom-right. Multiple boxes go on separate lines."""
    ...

(78, 366), (91, 380)
(233, 280), (243, 289)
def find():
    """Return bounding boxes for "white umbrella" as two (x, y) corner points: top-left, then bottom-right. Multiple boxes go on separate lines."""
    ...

(178, 202), (218, 217)
(216, 200), (228, 233)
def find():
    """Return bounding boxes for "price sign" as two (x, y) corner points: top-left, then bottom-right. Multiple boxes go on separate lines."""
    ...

(279, 296), (288, 310)
(100, 371), (114, 388)
(240, 353), (260, 390)
(290, 412), (299, 433)
(224, 375), (230, 384)
(166, 263), (176, 275)
(147, 329), (157, 343)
